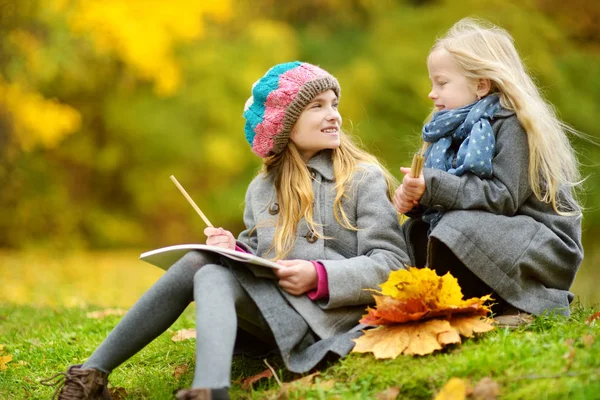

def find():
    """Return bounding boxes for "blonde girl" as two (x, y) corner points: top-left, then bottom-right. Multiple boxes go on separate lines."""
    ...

(45, 62), (409, 400)
(394, 18), (583, 325)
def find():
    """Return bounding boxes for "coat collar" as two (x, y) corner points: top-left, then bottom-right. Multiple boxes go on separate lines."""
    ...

(306, 150), (335, 181)
(495, 108), (516, 119)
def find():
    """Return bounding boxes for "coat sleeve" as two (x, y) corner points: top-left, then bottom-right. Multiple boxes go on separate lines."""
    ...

(319, 165), (410, 309)
(420, 116), (532, 216)
(236, 179), (259, 254)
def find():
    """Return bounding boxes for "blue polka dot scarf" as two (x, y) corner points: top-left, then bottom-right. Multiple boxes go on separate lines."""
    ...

(423, 94), (501, 178)
(421, 94), (502, 233)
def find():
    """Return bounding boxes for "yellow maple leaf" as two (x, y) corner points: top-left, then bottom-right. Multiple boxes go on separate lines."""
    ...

(353, 315), (493, 358)
(449, 315), (495, 337)
(361, 267), (492, 325)
(434, 377), (470, 400)
(0, 354), (13, 371)
(352, 268), (495, 358)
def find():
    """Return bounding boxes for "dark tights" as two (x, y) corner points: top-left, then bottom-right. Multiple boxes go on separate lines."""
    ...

(408, 219), (508, 314)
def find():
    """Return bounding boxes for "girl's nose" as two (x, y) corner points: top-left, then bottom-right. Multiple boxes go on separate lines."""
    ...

(327, 107), (341, 122)
(428, 89), (437, 100)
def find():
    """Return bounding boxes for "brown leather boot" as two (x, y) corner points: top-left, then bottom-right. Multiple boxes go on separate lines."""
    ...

(176, 387), (229, 400)
(493, 306), (534, 328)
(40, 364), (111, 399)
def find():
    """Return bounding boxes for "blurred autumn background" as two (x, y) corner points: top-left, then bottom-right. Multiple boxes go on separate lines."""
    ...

(0, 0), (598, 307)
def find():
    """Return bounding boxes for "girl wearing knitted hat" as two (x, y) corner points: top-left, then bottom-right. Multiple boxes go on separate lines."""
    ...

(393, 18), (583, 326)
(44, 62), (409, 399)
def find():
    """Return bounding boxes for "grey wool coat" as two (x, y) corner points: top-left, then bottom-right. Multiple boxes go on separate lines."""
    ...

(404, 110), (583, 317)
(229, 150), (410, 373)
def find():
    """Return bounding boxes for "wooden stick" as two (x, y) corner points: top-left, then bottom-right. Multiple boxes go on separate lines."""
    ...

(169, 175), (214, 228)
(410, 143), (426, 178)
(263, 358), (282, 387)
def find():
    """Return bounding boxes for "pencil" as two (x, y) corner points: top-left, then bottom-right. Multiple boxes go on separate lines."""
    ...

(169, 175), (214, 228)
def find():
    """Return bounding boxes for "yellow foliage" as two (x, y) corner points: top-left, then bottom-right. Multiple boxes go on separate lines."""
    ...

(434, 377), (469, 400)
(0, 251), (163, 308)
(247, 20), (299, 62)
(0, 345), (12, 371)
(352, 315), (494, 358)
(379, 267), (465, 308)
(353, 268), (494, 358)
(7, 29), (43, 74)
(60, 0), (232, 96)
(362, 268), (492, 324)
(0, 79), (81, 150)
(205, 134), (248, 176)
(0, 354), (12, 371)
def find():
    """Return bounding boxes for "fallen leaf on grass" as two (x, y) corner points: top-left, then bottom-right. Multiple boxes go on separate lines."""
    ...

(361, 268), (492, 325)
(583, 334), (595, 349)
(376, 386), (401, 400)
(313, 379), (336, 391)
(449, 315), (495, 337)
(171, 328), (196, 342)
(241, 368), (273, 390)
(286, 371), (320, 387)
(472, 377), (500, 400)
(434, 377), (470, 400)
(353, 315), (493, 358)
(586, 312), (600, 325)
(278, 372), (338, 398)
(279, 372), (320, 395)
(173, 364), (189, 379)
(563, 338), (576, 371)
(86, 308), (127, 319)
(354, 268), (494, 358)
(108, 387), (128, 400)
(0, 354), (13, 370)
(353, 319), (452, 358)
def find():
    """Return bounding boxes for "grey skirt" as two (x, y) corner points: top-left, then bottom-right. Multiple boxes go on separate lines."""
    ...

(224, 258), (362, 373)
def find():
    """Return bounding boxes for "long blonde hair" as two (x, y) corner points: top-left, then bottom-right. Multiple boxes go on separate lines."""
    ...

(430, 18), (581, 214)
(261, 132), (397, 260)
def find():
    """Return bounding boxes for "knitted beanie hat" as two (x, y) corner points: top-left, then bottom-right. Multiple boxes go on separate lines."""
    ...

(243, 61), (341, 158)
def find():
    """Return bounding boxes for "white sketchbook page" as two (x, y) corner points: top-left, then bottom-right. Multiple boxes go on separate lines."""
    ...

(139, 244), (281, 270)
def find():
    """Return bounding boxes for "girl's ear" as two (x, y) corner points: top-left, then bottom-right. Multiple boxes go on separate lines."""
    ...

(476, 78), (491, 98)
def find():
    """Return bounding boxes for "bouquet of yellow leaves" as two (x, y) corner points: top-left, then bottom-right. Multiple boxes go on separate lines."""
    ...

(352, 267), (494, 359)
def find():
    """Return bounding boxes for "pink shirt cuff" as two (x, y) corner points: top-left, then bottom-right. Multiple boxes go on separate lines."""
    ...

(307, 261), (329, 300)
(235, 245), (248, 253)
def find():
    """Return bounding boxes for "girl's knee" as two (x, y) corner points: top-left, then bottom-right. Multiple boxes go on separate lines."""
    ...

(194, 264), (234, 288)
(169, 251), (219, 277)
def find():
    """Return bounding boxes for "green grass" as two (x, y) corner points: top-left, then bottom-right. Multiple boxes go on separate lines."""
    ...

(1, 250), (599, 399)
(1, 302), (599, 399)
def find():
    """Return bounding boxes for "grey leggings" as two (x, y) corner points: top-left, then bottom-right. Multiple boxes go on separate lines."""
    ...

(82, 251), (273, 388)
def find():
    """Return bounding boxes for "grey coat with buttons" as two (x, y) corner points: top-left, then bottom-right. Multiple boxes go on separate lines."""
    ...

(230, 150), (410, 373)
(404, 110), (583, 316)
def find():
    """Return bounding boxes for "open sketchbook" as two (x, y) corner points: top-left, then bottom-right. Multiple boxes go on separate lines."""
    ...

(139, 244), (281, 270)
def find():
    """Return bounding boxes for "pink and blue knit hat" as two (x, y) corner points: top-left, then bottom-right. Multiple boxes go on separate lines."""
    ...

(243, 61), (341, 158)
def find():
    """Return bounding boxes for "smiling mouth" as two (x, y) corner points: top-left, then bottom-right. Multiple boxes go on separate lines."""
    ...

(321, 128), (339, 135)
(435, 105), (445, 111)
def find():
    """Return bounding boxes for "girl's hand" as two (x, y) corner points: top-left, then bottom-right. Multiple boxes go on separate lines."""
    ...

(274, 259), (318, 296)
(393, 167), (426, 214)
(204, 227), (236, 250)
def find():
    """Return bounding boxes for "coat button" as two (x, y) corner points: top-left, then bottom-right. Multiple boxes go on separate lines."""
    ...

(305, 230), (318, 243)
(431, 204), (446, 212)
(268, 203), (279, 215)
(309, 169), (317, 179)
